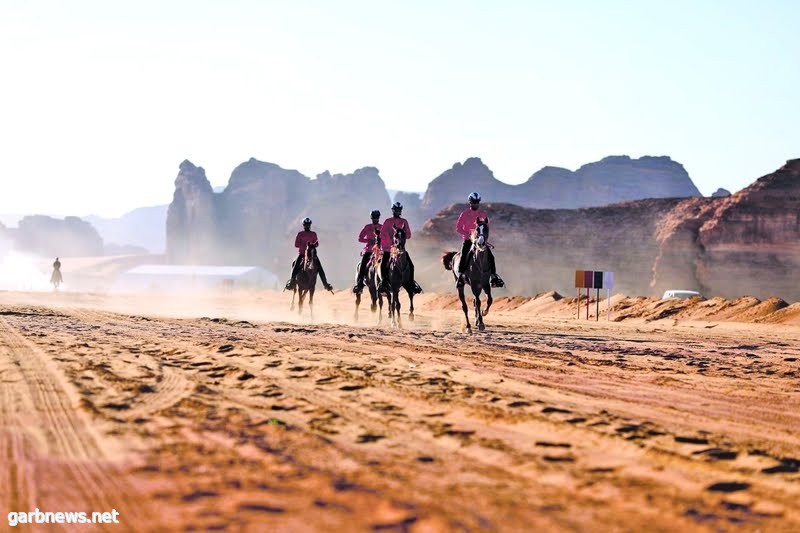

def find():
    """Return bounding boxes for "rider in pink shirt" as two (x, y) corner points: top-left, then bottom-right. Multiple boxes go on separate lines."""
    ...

(456, 192), (504, 288)
(285, 217), (333, 291)
(352, 209), (383, 293)
(379, 201), (422, 294)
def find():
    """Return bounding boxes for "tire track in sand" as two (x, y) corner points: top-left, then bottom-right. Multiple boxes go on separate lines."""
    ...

(62, 307), (196, 420)
(0, 316), (158, 529)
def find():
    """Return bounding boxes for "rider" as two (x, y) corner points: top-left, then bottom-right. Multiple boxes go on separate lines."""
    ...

(379, 201), (422, 294)
(285, 217), (333, 291)
(352, 209), (382, 294)
(456, 192), (504, 288)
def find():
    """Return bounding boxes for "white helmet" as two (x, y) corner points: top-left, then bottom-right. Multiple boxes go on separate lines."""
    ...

(468, 191), (481, 203)
(302, 217), (312, 225)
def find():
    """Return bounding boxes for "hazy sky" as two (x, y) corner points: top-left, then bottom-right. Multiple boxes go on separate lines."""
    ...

(1, 1), (798, 217)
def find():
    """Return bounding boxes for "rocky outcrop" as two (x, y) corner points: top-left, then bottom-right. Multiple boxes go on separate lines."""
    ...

(415, 200), (685, 297)
(419, 158), (517, 216)
(415, 159), (800, 302)
(166, 159), (390, 283)
(711, 188), (731, 197)
(12, 215), (104, 257)
(693, 159), (800, 301)
(166, 160), (218, 264)
(418, 155), (701, 217)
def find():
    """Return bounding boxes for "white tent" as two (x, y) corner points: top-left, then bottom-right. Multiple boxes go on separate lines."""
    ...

(113, 265), (279, 292)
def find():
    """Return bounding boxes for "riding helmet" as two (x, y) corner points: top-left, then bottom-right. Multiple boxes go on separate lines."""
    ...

(302, 217), (312, 225)
(391, 201), (403, 210)
(370, 209), (380, 218)
(468, 191), (481, 203)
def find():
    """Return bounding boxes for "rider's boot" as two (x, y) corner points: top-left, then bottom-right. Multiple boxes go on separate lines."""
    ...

(412, 281), (423, 294)
(285, 278), (295, 291)
(490, 274), (505, 288)
(352, 273), (364, 294)
(456, 272), (466, 288)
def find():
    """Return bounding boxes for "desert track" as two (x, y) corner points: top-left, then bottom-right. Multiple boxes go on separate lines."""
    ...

(0, 293), (798, 531)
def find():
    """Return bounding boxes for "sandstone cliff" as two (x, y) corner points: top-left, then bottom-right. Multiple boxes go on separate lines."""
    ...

(167, 159), (390, 283)
(415, 159), (800, 302)
(166, 160), (218, 264)
(417, 155), (701, 217)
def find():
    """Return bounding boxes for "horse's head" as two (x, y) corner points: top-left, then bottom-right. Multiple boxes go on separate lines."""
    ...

(472, 218), (489, 249)
(304, 242), (318, 269)
(392, 225), (407, 251)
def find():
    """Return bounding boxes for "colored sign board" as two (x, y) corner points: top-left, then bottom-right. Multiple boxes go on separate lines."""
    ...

(583, 270), (594, 289)
(603, 271), (614, 290)
(593, 271), (603, 289)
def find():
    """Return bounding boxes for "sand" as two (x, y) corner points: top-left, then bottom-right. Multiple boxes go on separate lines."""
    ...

(0, 289), (798, 531)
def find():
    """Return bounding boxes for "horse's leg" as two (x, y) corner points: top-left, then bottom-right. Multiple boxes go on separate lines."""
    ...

(298, 289), (305, 315)
(354, 290), (361, 322)
(458, 284), (471, 332)
(290, 288), (297, 311)
(309, 287), (315, 320)
(405, 286), (415, 321)
(473, 287), (485, 331)
(483, 285), (493, 317)
(377, 289), (384, 325)
(395, 289), (402, 328)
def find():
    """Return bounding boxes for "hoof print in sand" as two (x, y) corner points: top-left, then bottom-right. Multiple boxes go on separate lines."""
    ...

(356, 433), (385, 444)
(706, 481), (750, 493)
(542, 407), (571, 414)
(675, 435), (710, 445)
(693, 448), (738, 460)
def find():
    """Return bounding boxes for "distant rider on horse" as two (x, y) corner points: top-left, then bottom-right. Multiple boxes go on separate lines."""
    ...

(353, 209), (382, 294)
(456, 192), (504, 288)
(285, 217), (333, 291)
(379, 202), (422, 294)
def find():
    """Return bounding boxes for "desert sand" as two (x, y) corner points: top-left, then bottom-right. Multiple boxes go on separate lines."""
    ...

(0, 289), (798, 532)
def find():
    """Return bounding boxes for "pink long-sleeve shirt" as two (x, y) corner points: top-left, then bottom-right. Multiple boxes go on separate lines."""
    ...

(358, 222), (382, 252)
(294, 230), (318, 254)
(456, 208), (489, 239)
(380, 217), (411, 251)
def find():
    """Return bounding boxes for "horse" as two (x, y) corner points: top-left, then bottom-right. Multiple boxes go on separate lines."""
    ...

(380, 225), (416, 328)
(51, 259), (63, 291)
(290, 242), (323, 317)
(442, 218), (493, 332)
(354, 230), (383, 323)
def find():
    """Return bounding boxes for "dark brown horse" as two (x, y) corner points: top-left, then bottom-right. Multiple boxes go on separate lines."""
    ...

(290, 242), (326, 317)
(442, 218), (493, 332)
(380, 225), (416, 328)
(354, 233), (383, 323)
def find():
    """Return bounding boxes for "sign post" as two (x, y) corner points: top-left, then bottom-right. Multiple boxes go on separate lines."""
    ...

(603, 271), (614, 320)
(582, 270), (593, 320)
(574, 270), (583, 319)
(593, 271), (603, 321)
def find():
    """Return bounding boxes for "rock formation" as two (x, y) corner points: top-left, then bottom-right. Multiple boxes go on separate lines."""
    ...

(417, 155), (701, 218)
(166, 159), (390, 283)
(711, 188), (731, 197)
(415, 159), (800, 302)
(12, 215), (104, 257)
(166, 160), (219, 264)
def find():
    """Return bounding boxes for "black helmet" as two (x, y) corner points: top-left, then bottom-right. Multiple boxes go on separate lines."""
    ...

(370, 209), (380, 218)
(302, 217), (312, 226)
(468, 191), (481, 203)
(391, 201), (403, 210)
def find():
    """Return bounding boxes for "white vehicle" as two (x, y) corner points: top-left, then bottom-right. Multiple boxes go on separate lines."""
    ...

(662, 289), (702, 299)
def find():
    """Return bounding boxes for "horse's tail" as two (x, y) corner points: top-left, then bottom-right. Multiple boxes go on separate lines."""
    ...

(442, 251), (458, 271)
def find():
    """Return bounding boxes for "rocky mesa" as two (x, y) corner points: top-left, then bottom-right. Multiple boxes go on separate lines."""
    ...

(415, 159), (800, 302)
